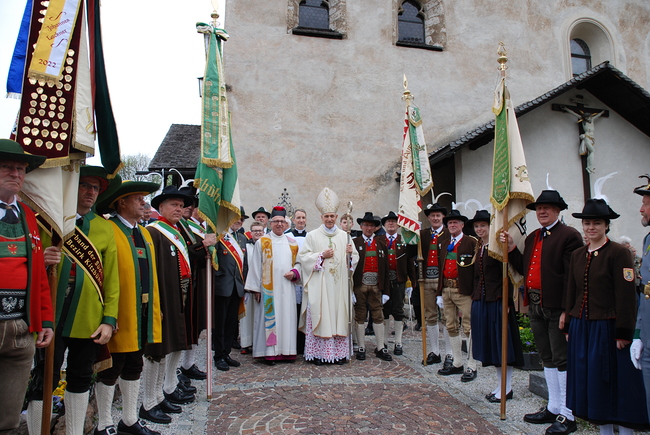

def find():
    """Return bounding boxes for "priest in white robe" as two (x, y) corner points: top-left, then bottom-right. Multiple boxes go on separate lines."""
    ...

(245, 207), (302, 365)
(299, 188), (359, 365)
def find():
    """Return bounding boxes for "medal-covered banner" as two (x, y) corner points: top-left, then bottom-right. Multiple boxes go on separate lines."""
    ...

(28, 0), (82, 83)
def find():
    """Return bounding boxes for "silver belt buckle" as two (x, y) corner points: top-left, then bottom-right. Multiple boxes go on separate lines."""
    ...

(388, 270), (397, 281)
(426, 266), (439, 279)
(362, 272), (379, 286)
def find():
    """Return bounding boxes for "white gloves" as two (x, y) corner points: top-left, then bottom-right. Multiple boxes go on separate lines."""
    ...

(352, 293), (357, 304)
(631, 338), (643, 370)
(244, 292), (250, 304)
(405, 287), (413, 298)
(436, 296), (444, 309)
(382, 295), (390, 305)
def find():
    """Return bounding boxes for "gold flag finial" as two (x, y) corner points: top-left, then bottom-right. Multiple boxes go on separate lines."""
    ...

(211, 0), (220, 26)
(402, 74), (414, 104)
(497, 42), (508, 75)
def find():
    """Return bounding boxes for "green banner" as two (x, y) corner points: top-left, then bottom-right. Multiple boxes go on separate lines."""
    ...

(491, 85), (510, 211)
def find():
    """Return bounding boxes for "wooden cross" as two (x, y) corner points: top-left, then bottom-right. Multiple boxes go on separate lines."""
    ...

(552, 95), (609, 202)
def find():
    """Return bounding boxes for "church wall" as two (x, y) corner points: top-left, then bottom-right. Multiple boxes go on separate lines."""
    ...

(456, 92), (650, 250)
(223, 0), (650, 230)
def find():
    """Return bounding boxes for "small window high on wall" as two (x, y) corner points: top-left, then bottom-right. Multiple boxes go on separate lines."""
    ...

(398, 0), (425, 44)
(299, 0), (329, 30)
(571, 38), (592, 76)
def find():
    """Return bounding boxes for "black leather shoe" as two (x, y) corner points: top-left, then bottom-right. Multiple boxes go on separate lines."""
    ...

(264, 359), (276, 366)
(177, 381), (196, 394)
(375, 348), (393, 361)
(164, 387), (195, 404)
(486, 390), (513, 403)
(95, 425), (117, 435)
(438, 364), (464, 376)
(313, 358), (324, 366)
(180, 364), (206, 380)
(214, 358), (230, 371)
(117, 419), (160, 435)
(523, 407), (559, 424)
(231, 339), (241, 349)
(393, 344), (403, 355)
(442, 354), (454, 370)
(334, 358), (346, 365)
(414, 323), (421, 332)
(159, 399), (181, 414)
(356, 348), (366, 361)
(422, 352), (441, 365)
(224, 355), (241, 367)
(545, 415), (577, 434)
(176, 370), (191, 386)
(139, 405), (171, 424)
(460, 368), (477, 382)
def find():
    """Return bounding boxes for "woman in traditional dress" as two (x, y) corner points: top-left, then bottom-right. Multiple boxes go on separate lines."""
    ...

(469, 210), (523, 403)
(562, 198), (649, 434)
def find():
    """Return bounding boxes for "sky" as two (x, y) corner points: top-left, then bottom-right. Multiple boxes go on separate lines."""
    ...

(0, 0), (226, 162)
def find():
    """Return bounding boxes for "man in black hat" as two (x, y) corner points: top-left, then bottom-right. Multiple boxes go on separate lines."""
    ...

(379, 211), (416, 355)
(140, 186), (196, 424)
(437, 210), (479, 382)
(352, 212), (392, 361)
(94, 180), (163, 435)
(502, 190), (583, 434)
(212, 208), (249, 371)
(631, 177), (650, 422)
(176, 186), (216, 383)
(0, 139), (53, 433)
(418, 203), (451, 365)
(252, 206), (271, 234)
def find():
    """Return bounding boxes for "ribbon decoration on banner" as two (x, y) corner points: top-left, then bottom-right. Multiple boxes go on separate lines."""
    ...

(28, 0), (82, 83)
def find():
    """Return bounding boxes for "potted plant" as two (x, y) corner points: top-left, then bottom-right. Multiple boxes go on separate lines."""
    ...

(518, 313), (543, 370)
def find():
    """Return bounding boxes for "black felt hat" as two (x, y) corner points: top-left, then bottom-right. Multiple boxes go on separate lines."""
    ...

(443, 209), (468, 224)
(252, 206), (271, 219)
(381, 211), (399, 225)
(357, 211), (381, 226)
(423, 203), (448, 216)
(468, 210), (491, 226)
(271, 206), (286, 218)
(572, 198), (619, 220)
(526, 190), (568, 211)
(633, 175), (650, 196)
(151, 185), (193, 210)
(240, 206), (249, 219)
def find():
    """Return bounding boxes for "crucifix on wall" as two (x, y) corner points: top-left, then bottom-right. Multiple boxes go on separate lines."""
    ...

(552, 96), (609, 201)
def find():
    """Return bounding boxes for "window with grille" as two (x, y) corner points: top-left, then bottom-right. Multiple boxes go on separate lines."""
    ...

(571, 38), (592, 77)
(299, 0), (329, 30)
(398, 0), (425, 44)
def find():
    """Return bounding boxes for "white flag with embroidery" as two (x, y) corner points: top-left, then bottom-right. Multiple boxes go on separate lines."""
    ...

(488, 79), (534, 286)
(398, 105), (433, 244)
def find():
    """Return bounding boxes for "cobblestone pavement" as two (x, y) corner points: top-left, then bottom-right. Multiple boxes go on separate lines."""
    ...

(133, 322), (601, 435)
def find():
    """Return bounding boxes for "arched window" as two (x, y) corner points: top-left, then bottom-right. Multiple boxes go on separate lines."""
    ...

(398, 0), (425, 44)
(299, 0), (329, 30)
(571, 38), (592, 77)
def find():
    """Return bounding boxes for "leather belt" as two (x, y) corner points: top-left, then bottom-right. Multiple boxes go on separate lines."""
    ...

(444, 278), (458, 288)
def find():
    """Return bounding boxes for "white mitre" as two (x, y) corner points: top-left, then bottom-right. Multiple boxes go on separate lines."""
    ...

(315, 187), (340, 214)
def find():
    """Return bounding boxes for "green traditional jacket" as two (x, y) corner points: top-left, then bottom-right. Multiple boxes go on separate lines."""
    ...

(45, 212), (120, 338)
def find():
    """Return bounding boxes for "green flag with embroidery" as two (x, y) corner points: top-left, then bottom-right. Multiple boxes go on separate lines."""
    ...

(195, 22), (241, 268)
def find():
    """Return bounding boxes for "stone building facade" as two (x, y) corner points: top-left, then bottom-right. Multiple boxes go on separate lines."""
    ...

(220, 0), (650, 237)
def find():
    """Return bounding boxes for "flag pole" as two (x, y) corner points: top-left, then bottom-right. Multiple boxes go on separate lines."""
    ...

(402, 79), (428, 366)
(497, 43), (509, 420)
(203, 3), (221, 401)
(344, 202), (354, 363)
(41, 245), (60, 435)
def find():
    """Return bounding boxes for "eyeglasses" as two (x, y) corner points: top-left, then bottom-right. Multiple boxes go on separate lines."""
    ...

(270, 220), (285, 224)
(0, 163), (27, 174)
(79, 181), (101, 192)
(251, 229), (264, 233)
